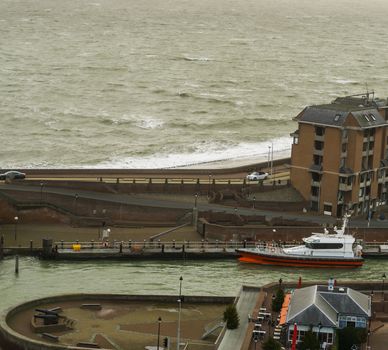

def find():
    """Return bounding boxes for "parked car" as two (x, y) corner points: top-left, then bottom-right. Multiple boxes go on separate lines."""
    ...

(0, 171), (26, 180)
(246, 171), (268, 181)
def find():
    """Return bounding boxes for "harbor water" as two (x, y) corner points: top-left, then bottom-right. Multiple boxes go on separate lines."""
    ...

(0, 256), (387, 313)
(2, 0), (388, 168)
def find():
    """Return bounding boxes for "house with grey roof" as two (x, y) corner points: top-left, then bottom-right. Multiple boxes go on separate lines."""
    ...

(285, 283), (371, 348)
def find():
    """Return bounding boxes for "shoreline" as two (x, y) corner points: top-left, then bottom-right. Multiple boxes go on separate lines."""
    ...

(171, 148), (291, 170)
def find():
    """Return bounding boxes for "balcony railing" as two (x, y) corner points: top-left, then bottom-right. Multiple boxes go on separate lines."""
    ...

(339, 183), (352, 191)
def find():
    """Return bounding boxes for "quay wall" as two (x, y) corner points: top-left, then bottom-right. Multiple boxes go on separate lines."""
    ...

(200, 219), (388, 242)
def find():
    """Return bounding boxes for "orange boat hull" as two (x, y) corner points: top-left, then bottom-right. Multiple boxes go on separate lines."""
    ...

(238, 252), (363, 268)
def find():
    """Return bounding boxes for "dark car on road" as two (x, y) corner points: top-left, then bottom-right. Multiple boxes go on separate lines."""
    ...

(0, 171), (26, 180)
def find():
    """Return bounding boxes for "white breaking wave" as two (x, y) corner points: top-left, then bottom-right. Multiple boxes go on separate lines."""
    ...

(93, 136), (292, 169)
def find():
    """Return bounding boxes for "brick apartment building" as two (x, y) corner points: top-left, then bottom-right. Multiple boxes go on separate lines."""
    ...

(290, 92), (388, 217)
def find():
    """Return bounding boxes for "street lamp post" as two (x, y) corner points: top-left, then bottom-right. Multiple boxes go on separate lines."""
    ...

(267, 145), (271, 171)
(74, 194), (79, 216)
(208, 175), (212, 199)
(157, 317), (162, 350)
(40, 182), (44, 203)
(194, 194), (198, 209)
(317, 322), (322, 347)
(177, 276), (183, 350)
(14, 216), (19, 241)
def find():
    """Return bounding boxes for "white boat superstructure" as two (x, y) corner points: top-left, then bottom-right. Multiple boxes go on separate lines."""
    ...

(283, 215), (362, 258)
(237, 214), (363, 268)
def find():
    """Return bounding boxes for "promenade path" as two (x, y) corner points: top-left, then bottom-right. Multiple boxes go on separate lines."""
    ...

(217, 288), (259, 350)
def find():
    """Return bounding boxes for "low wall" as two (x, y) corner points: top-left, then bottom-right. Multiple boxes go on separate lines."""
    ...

(0, 293), (234, 350)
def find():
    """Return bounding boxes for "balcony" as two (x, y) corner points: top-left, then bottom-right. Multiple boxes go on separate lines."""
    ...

(310, 195), (319, 201)
(363, 136), (375, 142)
(362, 149), (374, 157)
(341, 151), (347, 158)
(311, 180), (321, 187)
(339, 183), (352, 191)
(313, 149), (324, 156)
(309, 164), (323, 173)
(315, 134), (324, 142)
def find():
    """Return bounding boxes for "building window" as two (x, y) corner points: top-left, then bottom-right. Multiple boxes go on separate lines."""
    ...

(314, 140), (324, 150)
(323, 203), (332, 215)
(315, 126), (325, 136)
(312, 173), (321, 182)
(313, 155), (323, 166)
(328, 333), (333, 343)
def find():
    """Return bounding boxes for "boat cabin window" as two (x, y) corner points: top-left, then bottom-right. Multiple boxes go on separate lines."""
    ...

(305, 243), (344, 249)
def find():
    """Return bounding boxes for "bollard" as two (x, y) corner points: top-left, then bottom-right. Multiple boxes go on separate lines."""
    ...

(91, 240), (94, 249)
(172, 240), (176, 248)
(143, 239), (146, 248)
(182, 244), (185, 253)
(119, 242), (123, 253)
(201, 239), (204, 249)
(30, 240), (33, 251)
(15, 255), (19, 274)
(161, 244), (165, 253)
(128, 240), (132, 249)
(243, 240), (247, 248)
(61, 240), (64, 249)
(158, 239), (161, 248)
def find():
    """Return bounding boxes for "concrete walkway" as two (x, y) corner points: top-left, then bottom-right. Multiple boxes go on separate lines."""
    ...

(217, 287), (260, 350)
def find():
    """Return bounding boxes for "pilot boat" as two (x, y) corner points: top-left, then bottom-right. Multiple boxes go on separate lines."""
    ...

(236, 215), (363, 268)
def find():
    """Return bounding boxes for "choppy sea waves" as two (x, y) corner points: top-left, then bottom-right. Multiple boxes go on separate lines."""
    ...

(1, 0), (388, 168)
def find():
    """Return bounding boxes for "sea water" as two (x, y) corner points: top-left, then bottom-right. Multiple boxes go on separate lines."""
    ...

(0, 256), (385, 312)
(1, 0), (388, 168)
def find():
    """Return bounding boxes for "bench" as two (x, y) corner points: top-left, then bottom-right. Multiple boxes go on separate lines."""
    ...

(81, 304), (102, 310)
(76, 342), (100, 348)
(42, 333), (59, 342)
